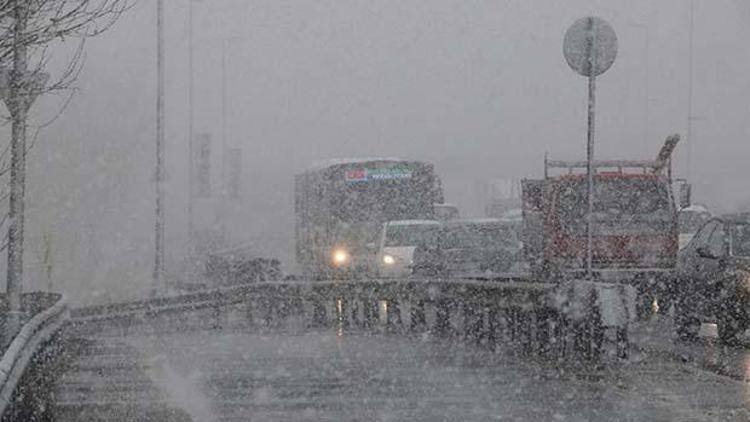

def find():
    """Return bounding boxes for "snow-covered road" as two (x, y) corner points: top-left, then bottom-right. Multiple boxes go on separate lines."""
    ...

(49, 327), (750, 421)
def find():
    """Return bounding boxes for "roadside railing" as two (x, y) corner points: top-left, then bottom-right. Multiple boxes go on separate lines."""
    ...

(71, 277), (609, 358)
(73, 274), (631, 362)
(0, 294), (68, 416)
(71, 277), (542, 325)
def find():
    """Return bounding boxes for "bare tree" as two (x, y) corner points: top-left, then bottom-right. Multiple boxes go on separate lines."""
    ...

(1, 0), (130, 344)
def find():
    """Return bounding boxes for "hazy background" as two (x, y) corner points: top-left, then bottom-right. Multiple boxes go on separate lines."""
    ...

(7, 0), (750, 303)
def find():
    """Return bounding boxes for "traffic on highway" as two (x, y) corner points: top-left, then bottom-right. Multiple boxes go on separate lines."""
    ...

(0, 1), (749, 421)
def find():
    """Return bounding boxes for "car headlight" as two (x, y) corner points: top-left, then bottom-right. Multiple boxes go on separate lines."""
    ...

(382, 255), (395, 265)
(332, 249), (349, 266)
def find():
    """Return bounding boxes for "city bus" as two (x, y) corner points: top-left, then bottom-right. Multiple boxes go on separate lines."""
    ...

(295, 158), (443, 278)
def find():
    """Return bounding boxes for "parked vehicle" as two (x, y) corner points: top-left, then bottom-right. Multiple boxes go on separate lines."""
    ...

(674, 213), (750, 342)
(377, 220), (440, 277)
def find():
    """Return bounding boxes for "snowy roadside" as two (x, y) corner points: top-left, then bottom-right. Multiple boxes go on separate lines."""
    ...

(630, 315), (750, 383)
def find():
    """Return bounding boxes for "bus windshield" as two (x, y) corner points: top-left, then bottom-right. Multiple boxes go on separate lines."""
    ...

(333, 172), (438, 223)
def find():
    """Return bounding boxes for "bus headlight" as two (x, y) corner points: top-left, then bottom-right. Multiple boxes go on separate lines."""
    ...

(382, 255), (395, 265)
(332, 249), (349, 266)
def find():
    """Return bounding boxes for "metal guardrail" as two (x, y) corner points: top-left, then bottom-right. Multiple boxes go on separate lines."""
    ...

(71, 275), (630, 361)
(71, 276), (543, 323)
(0, 295), (68, 417)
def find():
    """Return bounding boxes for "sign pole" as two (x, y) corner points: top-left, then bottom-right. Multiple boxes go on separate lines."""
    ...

(585, 18), (596, 280)
(586, 73), (595, 279)
(564, 16), (615, 280)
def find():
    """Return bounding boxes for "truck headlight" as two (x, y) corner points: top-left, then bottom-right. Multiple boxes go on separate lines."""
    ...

(332, 249), (349, 266)
(382, 255), (395, 265)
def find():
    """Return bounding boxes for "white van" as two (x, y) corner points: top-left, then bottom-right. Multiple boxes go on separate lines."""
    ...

(377, 220), (441, 277)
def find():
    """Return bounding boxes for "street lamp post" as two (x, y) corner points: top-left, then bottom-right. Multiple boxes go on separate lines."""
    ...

(154, 0), (166, 297)
(687, 0), (695, 179)
(221, 37), (228, 197)
(187, 0), (194, 250)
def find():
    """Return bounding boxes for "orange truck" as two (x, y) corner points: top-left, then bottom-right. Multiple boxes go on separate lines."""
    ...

(523, 135), (685, 323)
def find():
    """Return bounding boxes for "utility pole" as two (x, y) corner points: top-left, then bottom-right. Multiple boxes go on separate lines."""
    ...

(154, 0), (166, 297)
(221, 38), (228, 198)
(687, 0), (694, 179)
(187, 0), (195, 252)
(5, 0), (29, 343)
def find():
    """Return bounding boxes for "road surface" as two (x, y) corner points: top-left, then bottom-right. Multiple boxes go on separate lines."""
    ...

(46, 324), (750, 421)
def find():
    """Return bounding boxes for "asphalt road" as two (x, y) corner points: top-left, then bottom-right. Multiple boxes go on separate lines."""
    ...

(46, 324), (750, 422)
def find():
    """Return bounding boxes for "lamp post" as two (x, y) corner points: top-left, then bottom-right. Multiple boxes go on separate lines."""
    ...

(187, 0), (195, 250)
(187, 0), (202, 254)
(154, 0), (165, 297)
(687, 0), (695, 179)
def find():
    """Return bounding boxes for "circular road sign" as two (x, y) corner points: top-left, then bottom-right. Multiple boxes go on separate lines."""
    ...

(563, 17), (618, 77)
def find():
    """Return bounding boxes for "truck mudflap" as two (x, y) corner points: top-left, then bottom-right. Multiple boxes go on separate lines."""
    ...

(551, 280), (637, 328)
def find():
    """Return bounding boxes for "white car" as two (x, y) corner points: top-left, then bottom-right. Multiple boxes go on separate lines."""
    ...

(377, 220), (441, 277)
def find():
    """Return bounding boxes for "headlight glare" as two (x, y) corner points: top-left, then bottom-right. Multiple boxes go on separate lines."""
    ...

(332, 249), (349, 266)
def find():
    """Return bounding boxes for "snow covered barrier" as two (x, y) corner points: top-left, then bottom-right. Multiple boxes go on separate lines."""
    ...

(0, 295), (69, 417)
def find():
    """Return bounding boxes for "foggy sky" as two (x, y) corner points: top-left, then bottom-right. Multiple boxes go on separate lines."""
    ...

(11, 0), (750, 302)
